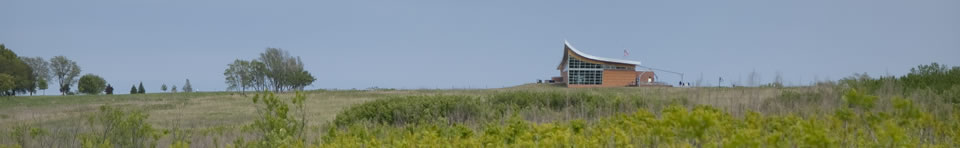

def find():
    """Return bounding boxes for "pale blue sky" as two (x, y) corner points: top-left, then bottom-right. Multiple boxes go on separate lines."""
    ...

(2, 0), (958, 93)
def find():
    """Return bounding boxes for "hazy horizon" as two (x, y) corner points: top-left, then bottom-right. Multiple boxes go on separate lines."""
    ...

(3, 0), (958, 94)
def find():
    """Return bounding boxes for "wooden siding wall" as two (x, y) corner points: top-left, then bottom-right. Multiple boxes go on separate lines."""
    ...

(602, 70), (638, 87)
(567, 71), (658, 88)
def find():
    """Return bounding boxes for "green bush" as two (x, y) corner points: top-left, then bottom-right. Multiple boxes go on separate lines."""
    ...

(332, 91), (656, 128)
(333, 95), (486, 126)
(233, 91), (308, 148)
(79, 106), (160, 148)
(944, 85), (960, 104)
(843, 89), (876, 111)
(77, 74), (106, 95)
(322, 90), (960, 147)
(900, 63), (960, 94)
(325, 101), (960, 147)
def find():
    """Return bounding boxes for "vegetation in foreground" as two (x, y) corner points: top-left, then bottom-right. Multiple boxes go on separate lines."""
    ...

(0, 63), (956, 147)
(322, 90), (959, 147)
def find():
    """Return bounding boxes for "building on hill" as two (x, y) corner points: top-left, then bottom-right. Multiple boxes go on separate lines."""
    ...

(552, 41), (666, 88)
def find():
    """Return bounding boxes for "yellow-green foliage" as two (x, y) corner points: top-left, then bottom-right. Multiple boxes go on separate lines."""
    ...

(3, 73), (960, 147)
(233, 91), (308, 148)
(322, 90), (960, 147)
(79, 106), (162, 148)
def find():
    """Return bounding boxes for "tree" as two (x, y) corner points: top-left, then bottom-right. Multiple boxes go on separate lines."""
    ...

(38, 78), (48, 95)
(250, 60), (269, 91)
(105, 84), (114, 95)
(77, 74), (106, 95)
(20, 56), (50, 96)
(60, 85), (71, 95)
(161, 84), (168, 92)
(50, 56), (81, 95)
(182, 79), (193, 93)
(130, 85), (137, 94)
(0, 74), (14, 96)
(0, 44), (35, 96)
(258, 48), (315, 92)
(287, 70), (315, 90)
(901, 62), (960, 94)
(225, 59), (250, 94)
(137, 82), (145, 94)
(171, 85), (178, 93)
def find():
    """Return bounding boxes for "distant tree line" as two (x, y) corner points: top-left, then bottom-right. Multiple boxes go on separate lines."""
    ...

(0, 44), (103, 96)
(3, 43), (200, 96)
(840, 62), (960, 103)
(225, 48), (315, 93)
(0, 44), (34, 96)
(142, 79), (193, 94)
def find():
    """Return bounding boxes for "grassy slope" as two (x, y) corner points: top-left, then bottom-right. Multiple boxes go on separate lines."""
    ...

(0, 84), (809, 130)
(4, 84), (957, 147)
(0, 88), (516, 129)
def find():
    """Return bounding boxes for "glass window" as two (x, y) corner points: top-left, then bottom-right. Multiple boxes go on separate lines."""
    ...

(569, 70), (603, 85)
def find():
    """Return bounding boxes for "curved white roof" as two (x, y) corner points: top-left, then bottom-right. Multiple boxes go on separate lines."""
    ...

(564, 40), (642, 65)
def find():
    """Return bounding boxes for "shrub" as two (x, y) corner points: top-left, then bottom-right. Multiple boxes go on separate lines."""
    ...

(333, 95), (486, 126)
(323, 91), (960, 147)
(234, 91), (308, 148)
(79, 106), (160, 148)
(77, 74), (106, 95)
(843, 89), (876, 111)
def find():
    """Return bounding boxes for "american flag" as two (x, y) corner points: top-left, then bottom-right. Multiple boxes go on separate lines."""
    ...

(623, 49), (629, 56)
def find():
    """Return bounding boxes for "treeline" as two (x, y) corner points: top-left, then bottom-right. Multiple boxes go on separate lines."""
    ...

(224, 48), (315, 93)
(1, 44), (90, 96)
(1, 44), (197, 96)
(840, 62), (960, 103)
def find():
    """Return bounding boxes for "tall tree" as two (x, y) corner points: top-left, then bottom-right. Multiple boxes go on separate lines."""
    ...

(77, 74), (106, 95)
(105, 84), (114, 95)
(50, 56), (81, 95)
(225, 59), (245, 93)
(161, 84), (168, 92)
(0, 44), (35, 96)
(225, 59), (258, 94)
(130, 85), (137, 94)
(0, 74), (14, 96)
(183, 79), (193, 93)
(171, 85), (178, 93)
(137, 82), (145, 94)
(250, 60), (269, 91)
(20, 56), (50, 96)
(258, 48), (315, 92)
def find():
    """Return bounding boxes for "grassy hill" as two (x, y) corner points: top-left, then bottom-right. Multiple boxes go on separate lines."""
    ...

(0, 84), (797, 129)
(0, 82), (958, 147)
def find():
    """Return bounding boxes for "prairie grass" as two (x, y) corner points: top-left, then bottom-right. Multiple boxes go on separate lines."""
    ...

(0, 78), (957, 147)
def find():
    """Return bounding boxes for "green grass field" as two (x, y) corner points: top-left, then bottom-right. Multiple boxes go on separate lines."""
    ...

(0, 84), (789, 130)
(1, 82), (958, 147)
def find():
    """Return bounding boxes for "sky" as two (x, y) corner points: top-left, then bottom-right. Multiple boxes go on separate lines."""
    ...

(2, 0), (958, 94)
